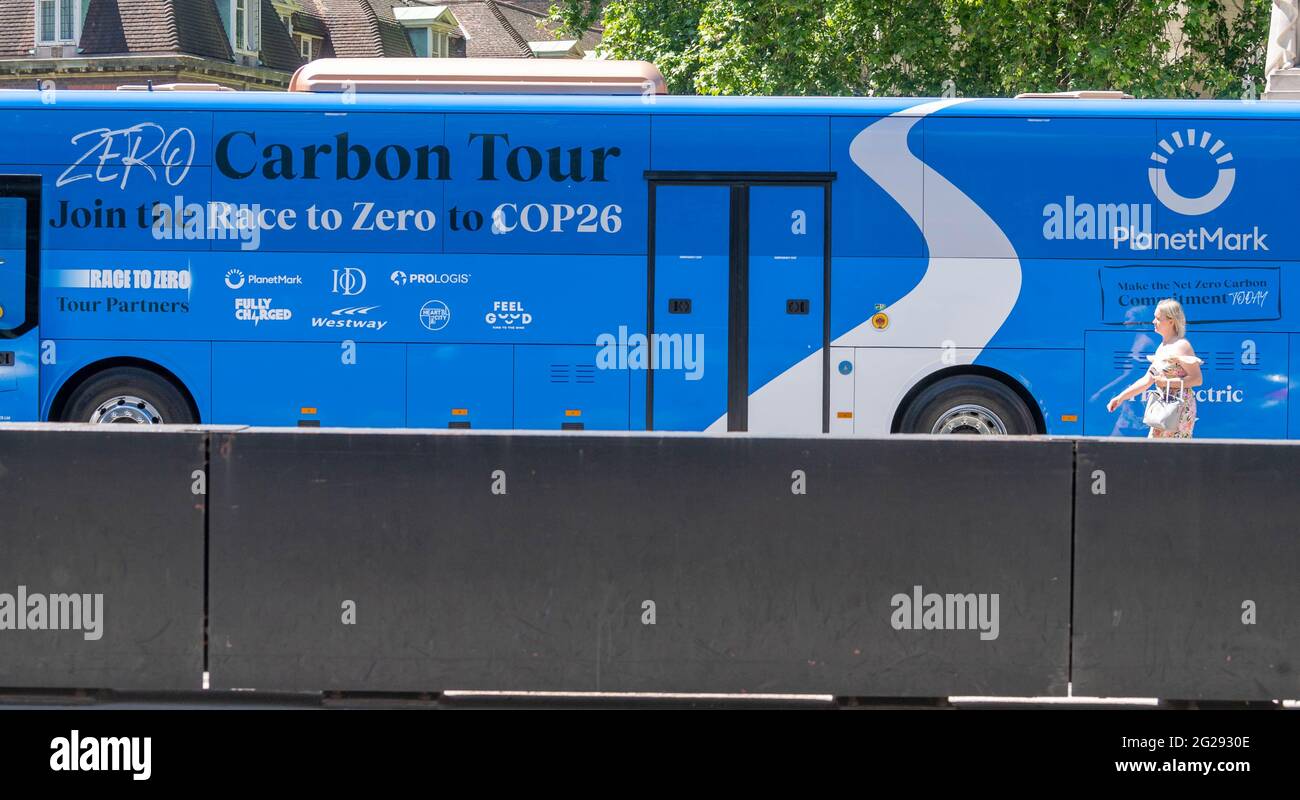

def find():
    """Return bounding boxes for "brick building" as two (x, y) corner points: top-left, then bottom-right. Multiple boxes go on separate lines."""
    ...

(0, 0), (601, 90)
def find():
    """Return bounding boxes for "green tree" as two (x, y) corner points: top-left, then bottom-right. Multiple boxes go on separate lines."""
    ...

(548, 0), (1270, 98)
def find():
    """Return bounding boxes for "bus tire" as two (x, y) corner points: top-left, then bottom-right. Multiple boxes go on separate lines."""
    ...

(899, 375), (1036, 436)
(61, 367), (196, 425)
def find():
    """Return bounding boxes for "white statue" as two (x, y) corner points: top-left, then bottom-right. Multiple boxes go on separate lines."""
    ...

(1266, 0), (1298, 83)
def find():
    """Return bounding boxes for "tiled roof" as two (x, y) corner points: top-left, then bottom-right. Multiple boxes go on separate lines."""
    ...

(259, 0), (305, 70)
(173, 0), (236, 60)
(301, 0), (412, 57)
(78, 0), (128, 55)
(291, 8), (330, 37)
(367, 0), (419, 57)
(0, 0), (603, 73)
(443, 0), (531, 58)
(80, 0), (233, 60)
(494, 1), (600, 50)
(0, 0), (35, 58)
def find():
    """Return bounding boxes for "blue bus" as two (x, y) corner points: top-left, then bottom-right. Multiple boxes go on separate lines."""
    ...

(0, 62), (1295, 438)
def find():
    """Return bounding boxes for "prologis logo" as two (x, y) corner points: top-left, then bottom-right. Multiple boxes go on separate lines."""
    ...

(1148, 128), (1235, 215)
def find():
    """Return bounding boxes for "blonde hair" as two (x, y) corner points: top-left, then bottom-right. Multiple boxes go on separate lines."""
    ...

(1156, 298), (1187, 338)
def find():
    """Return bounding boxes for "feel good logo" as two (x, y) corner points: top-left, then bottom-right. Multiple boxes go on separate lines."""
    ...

(1148, 129), (1235, 216)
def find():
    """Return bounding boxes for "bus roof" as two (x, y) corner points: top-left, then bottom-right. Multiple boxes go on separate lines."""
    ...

(1, 89), (1299, 120)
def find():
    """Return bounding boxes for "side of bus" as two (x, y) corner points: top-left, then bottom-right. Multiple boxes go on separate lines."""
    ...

(0, 95), (1295, 437)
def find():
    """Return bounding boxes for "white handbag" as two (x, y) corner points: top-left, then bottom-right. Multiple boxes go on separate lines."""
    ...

(1143, 378), (1185, 432)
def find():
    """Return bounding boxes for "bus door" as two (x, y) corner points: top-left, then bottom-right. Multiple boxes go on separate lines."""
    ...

(649, 184), (732, 431)
(746, 184), (826, 434)
(649, 179), (828, 433)
(0, 176), (40, 423)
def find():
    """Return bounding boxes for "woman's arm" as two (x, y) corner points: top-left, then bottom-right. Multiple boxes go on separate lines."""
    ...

(1107, 371), (1155, 411)
(1151, 341), (1203, 389)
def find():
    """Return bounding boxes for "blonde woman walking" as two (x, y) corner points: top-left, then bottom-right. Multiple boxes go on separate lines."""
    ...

(1105, 299), (1203, 438)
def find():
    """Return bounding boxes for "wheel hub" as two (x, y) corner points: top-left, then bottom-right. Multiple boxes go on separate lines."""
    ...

(90, 395), (164, 425)
(930, 404), (1007, 435)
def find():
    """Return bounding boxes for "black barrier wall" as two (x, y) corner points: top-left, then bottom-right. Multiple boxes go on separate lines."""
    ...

(1073, 439), (1300, 701)
(6, 424), (1297, 701)
(0, 425), (206, 690)
(208, 430), (1074, 696)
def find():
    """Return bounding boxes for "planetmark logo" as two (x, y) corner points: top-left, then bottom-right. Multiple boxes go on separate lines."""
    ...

(0, 585), (103, 641)
(890, 585), (999, 641)
(225, 269), (302, 290)
(50, 730), (151, 781)
(1149, 128), (1235, 215)
(1041, 131), (1263, 252)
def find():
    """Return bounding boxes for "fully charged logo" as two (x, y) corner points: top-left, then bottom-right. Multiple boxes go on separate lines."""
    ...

(234, 297), (292, 325)
(1041, 130), (1266, 252)
(419, 300), (451, 331)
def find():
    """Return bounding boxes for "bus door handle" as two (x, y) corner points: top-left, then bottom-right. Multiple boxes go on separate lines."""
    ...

(786, 299), (810, 314)
(667, 298), (692, 314)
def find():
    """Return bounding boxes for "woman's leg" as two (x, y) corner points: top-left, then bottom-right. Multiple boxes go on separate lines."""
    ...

(1179, 397), (1197, 438)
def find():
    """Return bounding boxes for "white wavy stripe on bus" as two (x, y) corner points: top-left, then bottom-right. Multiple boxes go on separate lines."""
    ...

(836, 97), (1022, 434)
(706, 98), (1024, 434)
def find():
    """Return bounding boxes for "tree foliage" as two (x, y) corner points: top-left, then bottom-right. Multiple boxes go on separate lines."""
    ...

(548, 0), (1271, 98)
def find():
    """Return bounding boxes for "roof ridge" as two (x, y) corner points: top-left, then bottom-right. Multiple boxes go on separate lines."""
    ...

(159, 0), (183, 52)
(358, 0), (386, 54)
(484, 0), (532, 57)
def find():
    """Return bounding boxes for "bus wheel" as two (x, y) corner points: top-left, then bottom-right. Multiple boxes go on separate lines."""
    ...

(62, 367), (196, 425)
(899, 375), (1036, 436)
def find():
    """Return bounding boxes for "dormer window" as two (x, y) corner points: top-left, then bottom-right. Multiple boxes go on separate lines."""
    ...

(298, 33), (321, 60)
(407, 27), (449, 58)
(235, 0), (249, 50)
(394, 6), (458, 58)
(36, 0), (81, 46)
(223, 0), (260, 56)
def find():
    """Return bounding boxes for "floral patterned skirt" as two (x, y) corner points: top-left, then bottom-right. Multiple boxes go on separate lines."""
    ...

(1148, 394), (1197, 439)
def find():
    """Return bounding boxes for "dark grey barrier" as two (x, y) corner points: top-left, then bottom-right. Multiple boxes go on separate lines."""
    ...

(1073, 439), (1300, 700)
(209, 430), (1073, 696)
(0, 425), (206, 690)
